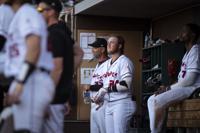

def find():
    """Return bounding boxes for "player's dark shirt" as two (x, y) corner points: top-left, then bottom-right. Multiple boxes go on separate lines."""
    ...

(48, 22), (74, 104)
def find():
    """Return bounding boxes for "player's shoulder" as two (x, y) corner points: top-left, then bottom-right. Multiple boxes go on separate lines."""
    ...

(0, 4), (8, 9)
(119, 55), (134, 70)
(119, 55), (133, 64)
(103, 57), (112, 65)
(48, 24), (64, 35)
(18, 4), (33, 13)
(0, 4), (10, 11)
(192, 44), (200, 49)
(0, 4), (13, 15)
(102, 58), (110, 65)
(95, 58), (109, 70)
(49, 24), (66, 43)
(18, 4), (42, 20)
(16, 4), (46, 27)
(194, 44), (200, 50)
(189, 44), (200, 55)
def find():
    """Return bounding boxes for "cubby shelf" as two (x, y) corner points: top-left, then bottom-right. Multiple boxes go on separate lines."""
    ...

(142, 68), (161, 73)
(140, 42), (185, 128)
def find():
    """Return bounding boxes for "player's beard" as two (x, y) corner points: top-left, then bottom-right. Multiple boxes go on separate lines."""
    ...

(93, 52), (101, 59)
(107, 47), (120, 55)
(179, 33), (191, 44)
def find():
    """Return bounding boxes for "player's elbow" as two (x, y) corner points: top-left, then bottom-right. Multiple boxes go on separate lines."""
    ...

(73, 42), (84, 56)
(186, 72), (198, 86)
(174, 72), (197, 88)
(116, 78), (132, 92)
(75, 46), (84, 58)
(73, 44), (83, 70)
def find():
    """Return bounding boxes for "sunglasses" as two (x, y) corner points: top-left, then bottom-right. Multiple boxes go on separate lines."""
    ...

(37, 7), (51, 13)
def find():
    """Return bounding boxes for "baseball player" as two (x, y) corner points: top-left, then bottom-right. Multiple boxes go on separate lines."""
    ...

(83, 38), (109, 133)
(0, 0), (14, 51)
(93, 35), (137, 133)
(38, 0), (83, 132)
(0, 0), (14, 112)
(3, 0), (55, 132)
(147, 23), (200, 133)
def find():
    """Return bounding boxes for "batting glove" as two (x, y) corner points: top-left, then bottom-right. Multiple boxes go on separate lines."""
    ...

(93, 87), (107, 104)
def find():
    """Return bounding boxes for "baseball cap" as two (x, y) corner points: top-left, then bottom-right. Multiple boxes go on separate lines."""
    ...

(40, 0), (62, 13)
(88, 38), (107, 48)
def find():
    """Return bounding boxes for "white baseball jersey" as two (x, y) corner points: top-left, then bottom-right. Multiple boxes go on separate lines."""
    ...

(90, 60), (108, 133)
(178, 44), (200, 87)
(5, 4), (55, 132)
(0, 4), (14, 38)
(103, 55), (134, 101)
(90, 61), (108, 99)
(91, 63), (104, 86)
(0, 4), (14, 73)
(148, 44), (200, 133)
(4, 4), (54, 77)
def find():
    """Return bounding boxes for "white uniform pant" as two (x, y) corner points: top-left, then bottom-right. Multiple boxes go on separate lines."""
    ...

(90, 101), (107, 133)
(147, 86), (197, 133)
(8, 71), (55, 133)
(105, 98), (136, 133)
(42, 104), (65, 133)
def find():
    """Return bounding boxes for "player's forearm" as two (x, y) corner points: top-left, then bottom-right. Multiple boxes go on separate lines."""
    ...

(73, 43), (83, 70)
(109, 77), (132, 92)
(171, 72), (197, 89)
(15, 35), (40, 84)
(90, 84), (103, 91)
(51, 71), (62, 86)
(25, 34), (40, 64)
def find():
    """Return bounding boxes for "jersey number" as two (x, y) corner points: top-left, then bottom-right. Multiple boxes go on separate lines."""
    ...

(9, 44), (19, 58)
(181, 70), (186, 78)
(109, 80), (119, 87)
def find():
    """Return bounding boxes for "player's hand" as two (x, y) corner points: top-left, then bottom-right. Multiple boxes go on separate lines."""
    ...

(8, 82), (23, 105)
(82, 84), (90, 91)
(154, 85), (167, 96)
(93, 88), (107, 104)
(64, 101), (71, 116)
(95, 101), (104, 110)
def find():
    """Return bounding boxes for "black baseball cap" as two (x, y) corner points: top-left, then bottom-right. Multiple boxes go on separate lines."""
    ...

(88, 38), (107, 48)
(40, 0), (62, 13)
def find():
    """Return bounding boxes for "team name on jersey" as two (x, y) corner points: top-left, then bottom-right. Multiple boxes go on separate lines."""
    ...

(9, 44), (19, 58)
(92, 74), (100, 78)
(92, 73), (103, 85)
(109, 80), (119, 88)
(100, 71), (118, 78)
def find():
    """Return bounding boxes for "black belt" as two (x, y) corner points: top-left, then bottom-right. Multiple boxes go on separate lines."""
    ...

(38, 67), (50, 74)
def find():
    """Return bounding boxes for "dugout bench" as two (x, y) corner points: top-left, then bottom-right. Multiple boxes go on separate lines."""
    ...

(167, 88), (200, 133)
